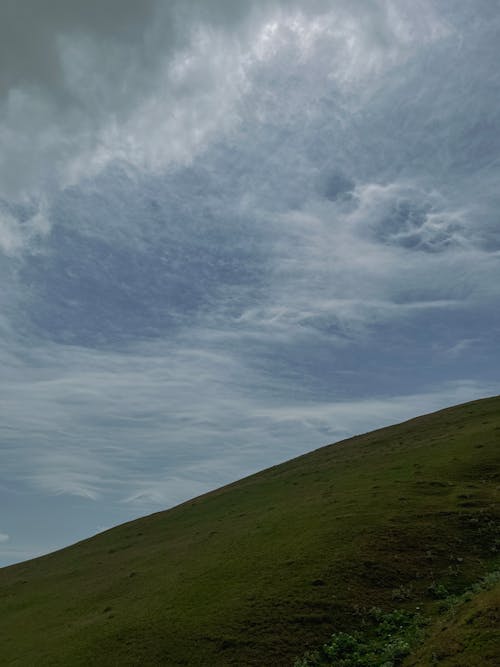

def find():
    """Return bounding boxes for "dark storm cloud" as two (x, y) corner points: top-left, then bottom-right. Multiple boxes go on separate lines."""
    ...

(0, 1), (158, 96)
(0, 0), (390, 95)
(0, 0), (401, 200)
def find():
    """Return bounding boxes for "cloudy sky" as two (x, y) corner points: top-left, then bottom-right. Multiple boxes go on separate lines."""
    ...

(1, 0), (499, 566)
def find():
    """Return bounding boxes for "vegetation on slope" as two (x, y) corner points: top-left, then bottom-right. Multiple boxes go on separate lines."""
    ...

(405, 571), (499, 667)
(294, 571), (499, 666)
(0, 396), (499, 666)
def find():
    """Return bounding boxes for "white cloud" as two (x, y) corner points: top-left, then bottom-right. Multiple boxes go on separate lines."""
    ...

(0, 0), (448, 248)
(0, 202), (50, 255)
(0, 210), (23, 255)
(0, 533), (9, 543)
(1, 327), (498, 509)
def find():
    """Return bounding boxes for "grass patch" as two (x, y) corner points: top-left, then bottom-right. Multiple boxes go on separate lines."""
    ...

(406, 570), (500, 666)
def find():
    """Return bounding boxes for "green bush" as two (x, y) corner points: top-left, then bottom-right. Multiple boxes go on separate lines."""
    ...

(427, 582), (449, 599)
(293, 609), (425, 666)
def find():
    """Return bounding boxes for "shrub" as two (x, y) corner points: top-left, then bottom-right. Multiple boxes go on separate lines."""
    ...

(427, 582), (449, 599)
(293, 609), (425, 666)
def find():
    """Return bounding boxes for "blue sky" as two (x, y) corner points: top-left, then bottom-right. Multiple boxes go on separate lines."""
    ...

(1, 0), (499, 566)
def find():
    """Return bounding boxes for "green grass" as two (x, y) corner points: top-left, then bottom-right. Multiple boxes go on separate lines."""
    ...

(0, 396), (499, 666)
(405, 571), (500, 667)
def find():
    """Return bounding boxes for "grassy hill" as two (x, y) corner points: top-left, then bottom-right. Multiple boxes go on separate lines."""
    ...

(0, 396), (499, 666)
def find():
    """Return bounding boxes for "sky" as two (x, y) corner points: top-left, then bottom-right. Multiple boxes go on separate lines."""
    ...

(1, 0), (499, 566)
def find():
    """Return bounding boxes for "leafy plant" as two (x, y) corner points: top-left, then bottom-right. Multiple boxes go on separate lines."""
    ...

(427, 582), (449, 599)
(293, 609), (426, 666)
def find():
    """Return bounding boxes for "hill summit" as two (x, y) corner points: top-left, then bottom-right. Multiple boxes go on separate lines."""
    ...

(1, 396), (499, 665)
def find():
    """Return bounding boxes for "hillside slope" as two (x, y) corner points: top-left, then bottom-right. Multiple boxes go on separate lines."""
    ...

(406, 577), (499, 667)
(1, 396), (499, 666)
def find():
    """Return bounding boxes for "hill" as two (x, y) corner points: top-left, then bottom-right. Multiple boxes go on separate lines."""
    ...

(0, 396), (499, 666)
